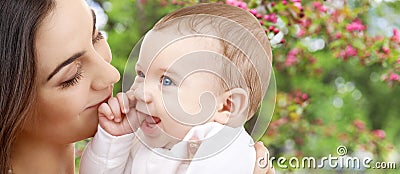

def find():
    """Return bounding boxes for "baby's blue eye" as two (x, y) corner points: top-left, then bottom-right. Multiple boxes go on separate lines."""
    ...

(137, 71), (145, 78)
(161, 76), (174, 86)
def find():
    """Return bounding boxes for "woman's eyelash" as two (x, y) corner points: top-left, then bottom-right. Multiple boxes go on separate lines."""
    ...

(60, 68), (83, 89)
(92, 31), (104, 44)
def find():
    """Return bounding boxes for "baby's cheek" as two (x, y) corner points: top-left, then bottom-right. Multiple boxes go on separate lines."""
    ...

(130, 78), (141, 90)
(179, 92), (202, 115)
(165, 123), (191, 140)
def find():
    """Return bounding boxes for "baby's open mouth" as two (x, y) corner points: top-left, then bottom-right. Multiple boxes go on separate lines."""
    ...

(137, 110), (162, 135)
(145, 115), (161, 125)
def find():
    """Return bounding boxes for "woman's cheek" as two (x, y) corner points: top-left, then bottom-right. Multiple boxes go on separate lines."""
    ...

(44, 87), (87, 122)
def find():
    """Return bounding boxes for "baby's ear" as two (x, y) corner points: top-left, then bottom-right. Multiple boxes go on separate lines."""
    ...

(214, 88), (249, 127)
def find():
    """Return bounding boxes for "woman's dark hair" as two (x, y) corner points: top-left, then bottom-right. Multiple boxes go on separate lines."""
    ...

(0, 0), (55, 172)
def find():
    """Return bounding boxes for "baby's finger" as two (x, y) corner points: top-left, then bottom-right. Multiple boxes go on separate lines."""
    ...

(126, 90), (137, 108)
(108, 97), (122, 122)
(98, 103), (114, 120)
(126, 109), (139, 132)
(116, 92), (129, 114)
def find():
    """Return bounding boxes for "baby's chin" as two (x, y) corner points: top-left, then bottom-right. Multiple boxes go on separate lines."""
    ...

(141, 129), (185, 150)
(140, 134), (179, 150)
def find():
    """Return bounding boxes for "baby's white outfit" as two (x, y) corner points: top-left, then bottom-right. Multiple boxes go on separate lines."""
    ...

(80, 122), (255, 174)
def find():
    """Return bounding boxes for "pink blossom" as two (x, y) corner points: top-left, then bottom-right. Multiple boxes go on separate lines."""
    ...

(237, 2), (247, 9)
(331, 10), (340, 22)
(389, 72), (400, 81)
(273, 28), (279, 34)
(312, 118), (323, 125)
(313, 2), (322, 8)
(313, 2), (327, 13)
(397, 57), (400, 64)
(372, 129), (386, 139)
(249, 9), (257, 15)
(285, 55), (297, 66)
(232, 1), (241, 7)
(264, 15), (270, 21)
(276, 117), (288, 125)
(339, 45), (357, 60)
(346, 19), (366, 32)
(392, 28), (400, 43)
(352, 119), (365, 131)
(334, 32), (342, 39)
(269, 25), (275, 31)
(345, 45), (357, 57)
(375, 35), (384, 41)
(264, 13), (277, 23)
(319, 6), (327, 13)
(293, 2), (302, 9)
(285, 49), (300, 66)
(309, 57), (316, 64)
(297, 28), (306, 37)
(382, 47), (390, 54)
(301, 93), (308, 100)
(225, 0), (235, 5)
(226, 0), (248, 9)
(289, 48), (300, 55)
(300, 18), (311, 28)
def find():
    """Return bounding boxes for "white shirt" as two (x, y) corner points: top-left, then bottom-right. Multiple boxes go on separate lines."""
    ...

(80, 122), (255, 174)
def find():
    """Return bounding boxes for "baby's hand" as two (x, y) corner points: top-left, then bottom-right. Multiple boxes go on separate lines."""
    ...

(98, 91), (139, 136)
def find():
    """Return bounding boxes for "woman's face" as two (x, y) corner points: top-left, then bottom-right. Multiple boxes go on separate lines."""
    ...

(27, 0), (120, 144)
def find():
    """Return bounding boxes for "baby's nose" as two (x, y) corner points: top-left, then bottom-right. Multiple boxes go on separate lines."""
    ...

(134, 84), (153, 104)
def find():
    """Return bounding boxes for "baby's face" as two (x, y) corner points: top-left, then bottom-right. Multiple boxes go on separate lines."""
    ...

(131, 30), (226, 149)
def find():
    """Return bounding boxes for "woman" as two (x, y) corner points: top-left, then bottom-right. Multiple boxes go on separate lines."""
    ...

(0, 0), (273, 173)
(1, 0), (119, 173)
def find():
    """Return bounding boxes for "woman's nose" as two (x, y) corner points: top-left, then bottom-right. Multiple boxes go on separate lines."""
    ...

(90, 54), (120, 91)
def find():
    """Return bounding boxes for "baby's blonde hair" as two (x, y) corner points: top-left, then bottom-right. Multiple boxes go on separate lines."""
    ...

(153, 3), (272, 119)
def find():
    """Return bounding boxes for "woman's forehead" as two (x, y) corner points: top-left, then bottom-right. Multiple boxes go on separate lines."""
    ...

(34, 0), (93, 81)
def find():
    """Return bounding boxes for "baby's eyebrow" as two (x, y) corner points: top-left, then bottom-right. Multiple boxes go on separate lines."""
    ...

(135, 64), (143, 71)
(160, 68), (181, 78)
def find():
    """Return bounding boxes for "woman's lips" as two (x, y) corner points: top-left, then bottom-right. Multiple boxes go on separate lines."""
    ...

(86, 95), (111, 110)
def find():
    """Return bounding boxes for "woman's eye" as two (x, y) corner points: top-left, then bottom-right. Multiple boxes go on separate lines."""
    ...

(161, 75), (174, 86)
(92, 31), (104, 44)
(60, 63), (83, 89)
(60, 70), (83, 89)
(137, 71), (145, 78)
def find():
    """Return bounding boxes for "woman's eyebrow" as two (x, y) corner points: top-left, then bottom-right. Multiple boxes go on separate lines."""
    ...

(47, 51), (86, 81)
(91, 9), (96, 36)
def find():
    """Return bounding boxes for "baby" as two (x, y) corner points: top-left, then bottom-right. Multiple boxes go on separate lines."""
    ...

(80, 3), (273, 174)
